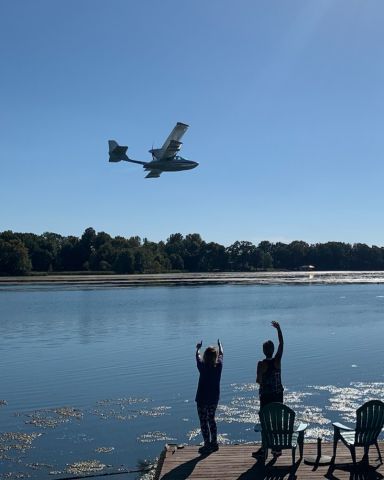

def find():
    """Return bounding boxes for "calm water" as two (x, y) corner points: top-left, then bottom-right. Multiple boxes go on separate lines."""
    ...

(1, 283), (384, 478)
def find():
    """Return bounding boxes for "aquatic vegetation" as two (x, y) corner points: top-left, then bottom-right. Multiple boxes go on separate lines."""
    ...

(93, 397), (153, 421)
(186, 428), (200, 441)
(25, 463), (52, 471)
(138, 406), (171, 417)
(188, 429), (229, 445)
(137, 470), (157, 480)
(25, 406), (83, 429)
(66, 460), (106, 474)
(53, 407), (83, 419)
(0, 431), (42, 471)
(25, 415), (59, 428)
(136, 458), (158, 480)
(216, 433), (230, 445)
(0, 473), (30, 479)
(94, 446), (115, 453)
(0, 432), (42, 454)
(97, 397), (151, 405)
(93, 409), (138, 421)
(137, 432), (176, 443)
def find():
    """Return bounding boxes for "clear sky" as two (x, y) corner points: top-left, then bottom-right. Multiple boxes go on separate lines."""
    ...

(1, 0), (384, 246)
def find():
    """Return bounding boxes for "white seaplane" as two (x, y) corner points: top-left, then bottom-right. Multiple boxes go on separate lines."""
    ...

(108, 122), (198, 178)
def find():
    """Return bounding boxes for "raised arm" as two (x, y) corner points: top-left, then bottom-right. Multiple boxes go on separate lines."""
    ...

(217, 338), (223, 356)
(272, 321), (283, 359)
(196, 340), (203, 363)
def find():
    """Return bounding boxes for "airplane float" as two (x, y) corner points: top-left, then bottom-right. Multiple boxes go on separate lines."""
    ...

(108, 122), (198, 178)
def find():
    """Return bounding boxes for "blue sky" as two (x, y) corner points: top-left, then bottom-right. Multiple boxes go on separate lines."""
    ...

(1, 0), (384, 246)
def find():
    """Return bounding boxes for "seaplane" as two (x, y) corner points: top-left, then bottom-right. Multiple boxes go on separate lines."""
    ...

(108, 122), (198, 178)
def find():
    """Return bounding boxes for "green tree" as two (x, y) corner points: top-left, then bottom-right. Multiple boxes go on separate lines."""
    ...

(311, 242), (352, 270)
(113, 250), (134, 273)
(183, 233), (204, 271)
(165, 233), (185, 260)
(351, 243), (382, 270)
(272, 243), (290, 269)
(199, 242), (227, 271)
(0, 238), (32, 275)
(57, 236), (82, 271)
(287, 241), (310, 269)
(169, 253), (184, 270)
(226, 241), (258, 271)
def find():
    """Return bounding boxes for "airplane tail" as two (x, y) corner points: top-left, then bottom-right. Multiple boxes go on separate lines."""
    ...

(108, 140), (129, 162)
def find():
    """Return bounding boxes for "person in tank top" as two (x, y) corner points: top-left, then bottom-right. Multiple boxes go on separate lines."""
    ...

(256, 321), (284, 456)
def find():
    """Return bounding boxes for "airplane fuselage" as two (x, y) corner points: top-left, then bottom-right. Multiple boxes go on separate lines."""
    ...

(145, 156), (198, 172)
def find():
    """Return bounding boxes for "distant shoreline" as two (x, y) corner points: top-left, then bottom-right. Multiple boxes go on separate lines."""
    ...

(1, 271), (384, 287)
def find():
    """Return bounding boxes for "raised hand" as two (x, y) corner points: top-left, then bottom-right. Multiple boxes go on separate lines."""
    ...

(196, 340), (203, 350)
(272, 321), (283, 358)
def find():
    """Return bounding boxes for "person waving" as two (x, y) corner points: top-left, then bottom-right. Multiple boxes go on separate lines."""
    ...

(195, 339), (223, 454)
(256, 321), (284, 456)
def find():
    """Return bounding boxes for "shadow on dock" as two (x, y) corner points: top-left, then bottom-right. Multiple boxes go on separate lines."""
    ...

(235, 455), (301, 480)
(325, 461), (384, 480)
(159, 454), (206, 480)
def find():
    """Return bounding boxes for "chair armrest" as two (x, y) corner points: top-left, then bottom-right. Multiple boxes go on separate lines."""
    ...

(295, 423), (308, 432)
(332, 422), (353, 431)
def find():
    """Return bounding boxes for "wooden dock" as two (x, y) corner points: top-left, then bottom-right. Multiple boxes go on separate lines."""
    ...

(155, 442), (384, 479)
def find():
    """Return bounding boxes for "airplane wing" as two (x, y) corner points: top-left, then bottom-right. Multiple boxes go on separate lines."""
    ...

(154, 122), (189, 160)
(145, 170), (162, 178)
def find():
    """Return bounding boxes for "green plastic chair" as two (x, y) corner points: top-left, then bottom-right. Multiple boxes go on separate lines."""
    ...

(259, 402), (308, 464)
(332, 399), (384, 465)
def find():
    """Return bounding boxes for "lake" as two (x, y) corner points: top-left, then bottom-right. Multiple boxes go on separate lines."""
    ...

(0, 280), (384, 478)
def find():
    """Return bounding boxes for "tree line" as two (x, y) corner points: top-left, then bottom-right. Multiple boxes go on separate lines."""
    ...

(1, 228), (384, 275)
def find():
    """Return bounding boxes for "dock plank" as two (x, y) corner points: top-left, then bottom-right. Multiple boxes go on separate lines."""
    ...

(156, 442), (384, 479)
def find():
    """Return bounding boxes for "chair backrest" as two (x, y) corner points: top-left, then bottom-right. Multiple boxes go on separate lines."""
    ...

(355, 400), (384, 446)
(259, 402), (295, 449)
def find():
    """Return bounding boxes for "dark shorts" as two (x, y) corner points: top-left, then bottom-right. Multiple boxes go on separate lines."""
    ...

(259, 391), (283, 409)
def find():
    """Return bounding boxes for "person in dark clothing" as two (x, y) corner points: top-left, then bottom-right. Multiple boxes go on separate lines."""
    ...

(256, 321), (284, 456)
(195, 339), (223, 455)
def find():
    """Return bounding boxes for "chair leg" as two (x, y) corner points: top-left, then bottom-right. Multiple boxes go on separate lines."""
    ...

(333, 436), (339, 461)
(299, 433), (304, 458)
(292, 446), (296, 465)
(375, 441), (383, 464)
(261, 442), (268, 462)
(350, 446), (356, 465)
